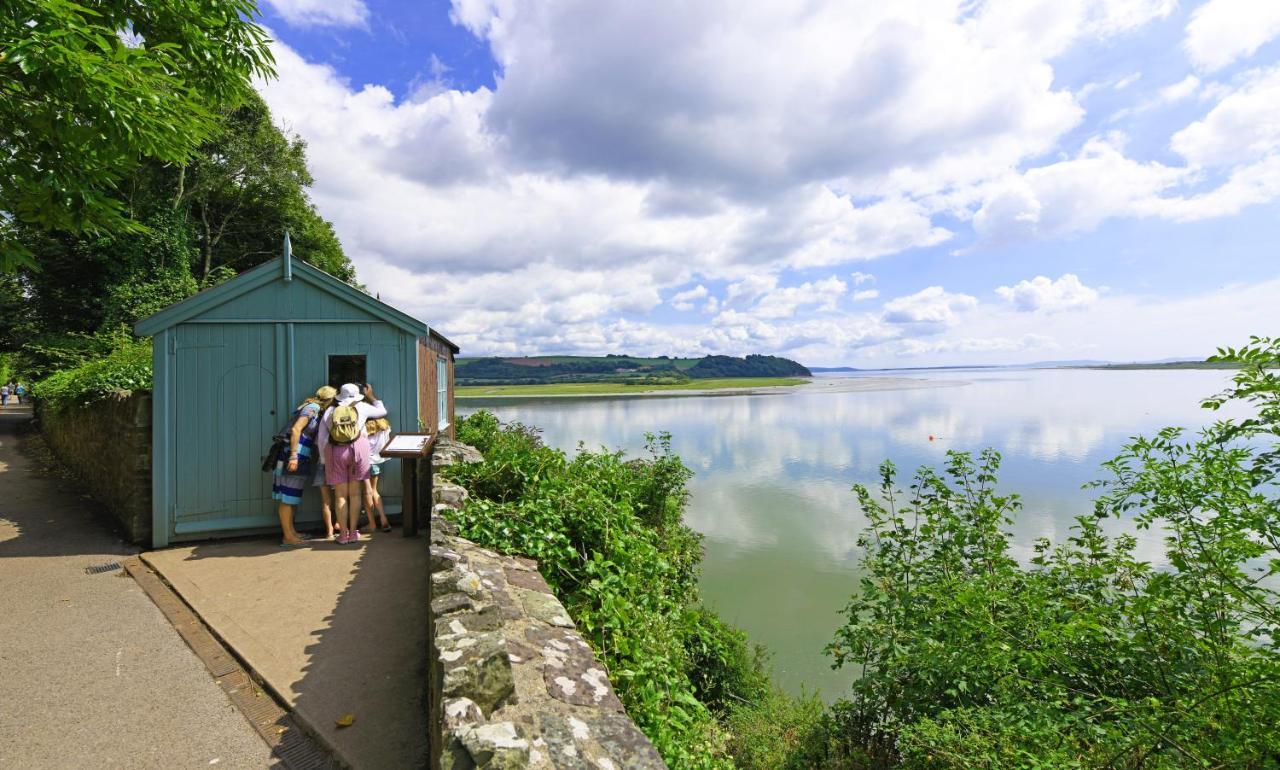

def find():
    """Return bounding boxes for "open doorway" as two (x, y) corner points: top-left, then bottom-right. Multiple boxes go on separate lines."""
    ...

(328, 355), (367, 390)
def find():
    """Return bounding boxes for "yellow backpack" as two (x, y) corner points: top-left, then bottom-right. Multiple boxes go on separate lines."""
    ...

(329, 403), (361, 444)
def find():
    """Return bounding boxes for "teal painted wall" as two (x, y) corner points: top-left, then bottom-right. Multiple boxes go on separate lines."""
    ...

(193, 278), (384, 323)
(151, 270), (424, 546)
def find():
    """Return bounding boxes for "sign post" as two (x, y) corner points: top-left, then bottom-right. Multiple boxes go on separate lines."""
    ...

(381, 433), (436, 537)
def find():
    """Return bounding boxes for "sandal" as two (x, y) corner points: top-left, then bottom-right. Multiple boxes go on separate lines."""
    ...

(280, 541), (306, 549)
(380, 525), (392, 533)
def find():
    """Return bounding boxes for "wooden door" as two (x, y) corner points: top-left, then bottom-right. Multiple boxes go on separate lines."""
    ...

(172, 324), (283, 536)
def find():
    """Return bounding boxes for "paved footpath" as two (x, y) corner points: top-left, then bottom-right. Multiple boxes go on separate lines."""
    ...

(0, 403), (275, 769)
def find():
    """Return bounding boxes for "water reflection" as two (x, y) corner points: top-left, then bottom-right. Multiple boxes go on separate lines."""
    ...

(461, 368), (1239, 700)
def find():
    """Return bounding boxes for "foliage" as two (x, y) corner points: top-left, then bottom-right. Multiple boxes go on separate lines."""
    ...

(819, 337), (1280, 768)
(171, 91), (353, 281)
(687, 354), (812, 379)
(0, 0), (274, 269)
(32, 338), (152, 412)
(445, 411), (771, 768)
(725, 688), (832, 770)
(454, 354), (810, 385)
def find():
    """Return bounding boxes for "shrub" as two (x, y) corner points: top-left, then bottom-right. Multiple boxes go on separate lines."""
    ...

(32, 338), (152, 412)
(822, 337), (1280, 768)
(444, 412), (771, 768)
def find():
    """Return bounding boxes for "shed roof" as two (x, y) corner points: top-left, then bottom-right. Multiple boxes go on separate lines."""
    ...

(429, 328), (461, 353)
(134, 256), (429, 338)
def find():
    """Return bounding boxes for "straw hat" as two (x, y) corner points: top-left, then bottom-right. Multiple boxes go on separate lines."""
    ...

(315, 385), (338, 403)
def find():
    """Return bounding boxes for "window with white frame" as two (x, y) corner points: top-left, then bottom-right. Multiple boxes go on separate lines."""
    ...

(436, 358), (449, 430)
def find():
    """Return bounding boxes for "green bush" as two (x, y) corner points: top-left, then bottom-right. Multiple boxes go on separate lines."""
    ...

(446, 412), (771, 768)
(822, 337), (1280, 768)
(33, 338), (152, 412)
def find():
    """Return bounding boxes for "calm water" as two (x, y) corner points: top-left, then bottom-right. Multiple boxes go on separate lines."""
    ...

(460, 368), (1241, 701)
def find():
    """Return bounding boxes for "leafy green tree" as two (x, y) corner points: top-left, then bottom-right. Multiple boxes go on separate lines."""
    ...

(0, 0), (274, 269)
(818, 338), (1280, 768)
(169, 92), (353, 281)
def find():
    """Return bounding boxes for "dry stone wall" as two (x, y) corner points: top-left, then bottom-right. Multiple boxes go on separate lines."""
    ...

(38, 392), (152, 543)
(429, 441), (665, 770)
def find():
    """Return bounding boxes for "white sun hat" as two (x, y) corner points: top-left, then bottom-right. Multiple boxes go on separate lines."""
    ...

(336, 383), (364, 407)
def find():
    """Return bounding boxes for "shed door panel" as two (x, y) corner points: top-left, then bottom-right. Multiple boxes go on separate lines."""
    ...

(292, 323), (405, 515)
(173, 324), (281, 532)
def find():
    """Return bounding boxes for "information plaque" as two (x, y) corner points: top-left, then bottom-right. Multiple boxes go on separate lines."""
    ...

(379, 433), (436, 536)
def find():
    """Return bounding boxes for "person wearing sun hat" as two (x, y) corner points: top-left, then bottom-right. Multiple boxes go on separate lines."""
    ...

(272, 385), (338, 547)
(317, 382), (387, 543)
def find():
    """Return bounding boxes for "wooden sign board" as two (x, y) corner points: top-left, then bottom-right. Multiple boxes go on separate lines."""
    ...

(382, 432), (434, 457)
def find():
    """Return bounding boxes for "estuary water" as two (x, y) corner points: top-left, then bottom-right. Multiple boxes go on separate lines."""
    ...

(459, 368), (1241, 701)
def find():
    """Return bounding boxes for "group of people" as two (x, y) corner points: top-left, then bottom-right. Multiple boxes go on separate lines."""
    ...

(0, 382), (24, 406)
(271, 382), (395, 547)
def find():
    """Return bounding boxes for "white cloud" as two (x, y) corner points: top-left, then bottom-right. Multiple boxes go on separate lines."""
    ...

(973, 135), (1184, 243)
(1184, 0), (1280, 72)
(996, 274), (1099, 312)
(882, 286), (978, 326)
(265, 0), (369, 28)
(1159, 74), (1201, 103)
(750, 277), (848, 319)
(254, 2), (1266, 363)
(1170, 66), (1280, 167)
(670, 285), (709, 311)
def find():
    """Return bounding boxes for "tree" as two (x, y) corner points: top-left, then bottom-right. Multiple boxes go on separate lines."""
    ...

(167, 92), (353, 281)
(0, 0), (274, 269)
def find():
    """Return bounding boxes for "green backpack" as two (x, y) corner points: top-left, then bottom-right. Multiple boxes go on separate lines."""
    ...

(329, 403), (361, 444)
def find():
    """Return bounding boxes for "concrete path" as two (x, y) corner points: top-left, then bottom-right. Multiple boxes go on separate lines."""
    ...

(143, 530), (429, 768)
(0, 403), (274, 769)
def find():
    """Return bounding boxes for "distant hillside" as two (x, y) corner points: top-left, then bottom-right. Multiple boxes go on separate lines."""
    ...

(455, 353), (811, 385)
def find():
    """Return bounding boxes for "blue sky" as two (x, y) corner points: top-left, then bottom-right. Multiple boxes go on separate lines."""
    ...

(256, 0), (1280, 366)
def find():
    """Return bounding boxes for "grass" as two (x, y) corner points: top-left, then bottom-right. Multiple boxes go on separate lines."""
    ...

(456, 377), (809, 398)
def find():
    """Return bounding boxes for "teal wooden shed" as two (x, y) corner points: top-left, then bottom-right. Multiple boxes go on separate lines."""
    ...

(134, 247), (449, 548)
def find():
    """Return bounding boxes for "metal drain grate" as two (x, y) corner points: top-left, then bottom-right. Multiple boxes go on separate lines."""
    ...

(85, 561), (122, 575)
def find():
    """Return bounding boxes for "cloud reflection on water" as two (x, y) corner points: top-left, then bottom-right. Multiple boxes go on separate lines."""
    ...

(463, 368), (1240, 698)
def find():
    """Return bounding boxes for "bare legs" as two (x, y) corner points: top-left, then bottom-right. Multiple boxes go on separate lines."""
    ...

(362, 477), (389, 532)
(276, 502), (304, 545)
(319, 484), (336, 539)
(334, 480), (361, 540)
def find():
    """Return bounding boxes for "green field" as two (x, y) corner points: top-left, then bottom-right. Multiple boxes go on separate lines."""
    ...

(457, 377), (809, 398)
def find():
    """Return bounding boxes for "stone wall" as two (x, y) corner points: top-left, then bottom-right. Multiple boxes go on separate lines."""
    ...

(39, 392), (152, 544)
(428, 440), (666, 769)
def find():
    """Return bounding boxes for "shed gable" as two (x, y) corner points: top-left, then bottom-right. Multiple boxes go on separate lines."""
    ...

(192, 277), (384, 324)
(134, 256), (428, 337)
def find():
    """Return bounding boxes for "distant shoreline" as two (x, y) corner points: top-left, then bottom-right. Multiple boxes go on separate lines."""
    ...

(457, 375), (968, 400)
(457, 376), (808, 399)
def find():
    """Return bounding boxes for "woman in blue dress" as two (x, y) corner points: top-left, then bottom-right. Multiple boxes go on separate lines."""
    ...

(273, 385), (337, 546)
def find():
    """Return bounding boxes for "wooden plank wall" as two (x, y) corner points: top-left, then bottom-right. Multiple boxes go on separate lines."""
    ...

(417, 336), (456, 438)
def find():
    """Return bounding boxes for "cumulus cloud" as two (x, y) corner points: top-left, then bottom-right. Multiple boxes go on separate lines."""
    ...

(996, 274), (1099, 312)
(255, 0), (1268, 363)
(883, 286), (979, 326)
(670, 285), (709, 312)
(1171, 66), (1280, 167)
(265, 0), (369, 28)
(973, 135), (1184, 243)
(449, 0), (1143, 194)
(1184, 0), (1280, 72)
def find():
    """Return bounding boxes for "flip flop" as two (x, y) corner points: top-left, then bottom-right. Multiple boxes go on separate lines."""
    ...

(380, 525), (392, 533)
(279, 541), (307, 549)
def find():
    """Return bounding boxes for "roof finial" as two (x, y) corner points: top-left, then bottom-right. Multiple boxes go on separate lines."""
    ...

(283, 231), (293, 282)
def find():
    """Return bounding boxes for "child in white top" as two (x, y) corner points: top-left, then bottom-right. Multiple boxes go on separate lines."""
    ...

(363, 417), (392, 533)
